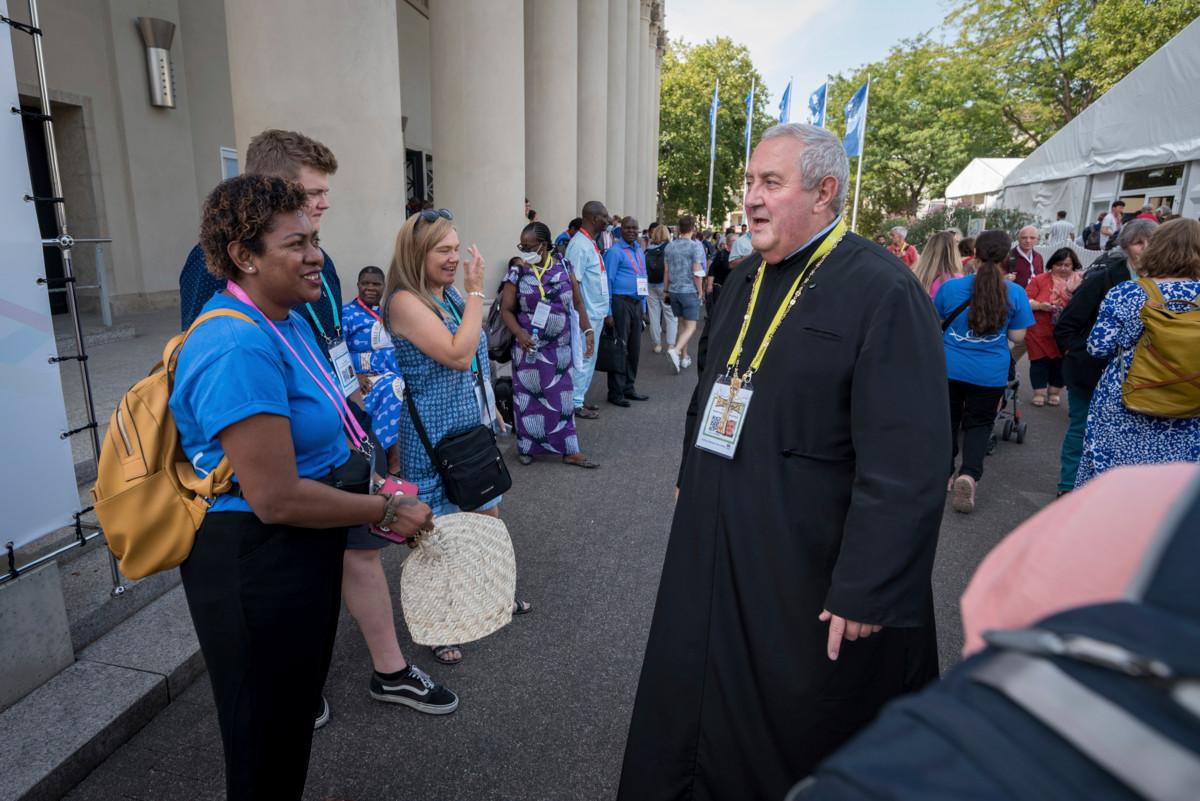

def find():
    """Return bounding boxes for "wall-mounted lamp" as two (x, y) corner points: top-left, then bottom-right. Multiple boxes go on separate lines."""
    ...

(135, 17), (176, 108)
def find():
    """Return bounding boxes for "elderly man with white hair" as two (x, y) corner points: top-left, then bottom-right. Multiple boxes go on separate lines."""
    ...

(617, 123), (949, 801)
(888, 224), (919, 267)
(1005, 224), (1045, 288)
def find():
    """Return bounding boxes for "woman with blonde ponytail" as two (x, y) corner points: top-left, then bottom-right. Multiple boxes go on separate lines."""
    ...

(933, 230), (1035, 513)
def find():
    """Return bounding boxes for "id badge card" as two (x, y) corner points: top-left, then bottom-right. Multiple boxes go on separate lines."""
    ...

(694, 376), (754, 459)
(328, 338), (359, 397)
(636, 277), (649, 296)
(599, 270), (610, 299)
(530, 301), (552, 329)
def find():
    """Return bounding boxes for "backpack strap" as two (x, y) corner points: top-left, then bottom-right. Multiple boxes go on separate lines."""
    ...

(163, 308), (257, 376)
(973, 651), (1200, 801)
(1139, 276), (1167, 308)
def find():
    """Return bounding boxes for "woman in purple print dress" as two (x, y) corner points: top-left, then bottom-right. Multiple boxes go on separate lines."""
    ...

(500, 221), (600, 468)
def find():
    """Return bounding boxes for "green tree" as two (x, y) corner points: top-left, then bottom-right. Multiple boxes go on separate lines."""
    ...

(826, 37), (1021, 224)
(949, 0), (1200, 147)
(1078, 0), (1200, 94)
(657, 37), (774, 227)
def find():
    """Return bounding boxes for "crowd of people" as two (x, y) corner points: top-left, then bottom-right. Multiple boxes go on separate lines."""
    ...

(161, 119), (1200, 801)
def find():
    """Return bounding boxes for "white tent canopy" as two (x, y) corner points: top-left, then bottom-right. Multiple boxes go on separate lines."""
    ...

(945, 158), (1023, 199)
(1000, 18), (1200, 214)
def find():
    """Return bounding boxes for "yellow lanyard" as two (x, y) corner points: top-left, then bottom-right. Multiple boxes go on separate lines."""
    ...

(531, 254), (552, 301)
(725, 218), (847, 389)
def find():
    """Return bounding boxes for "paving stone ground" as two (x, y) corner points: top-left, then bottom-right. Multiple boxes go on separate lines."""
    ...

(64, 329), (1068, 801)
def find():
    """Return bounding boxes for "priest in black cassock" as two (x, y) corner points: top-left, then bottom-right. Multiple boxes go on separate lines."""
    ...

(617, 124), (950, 801)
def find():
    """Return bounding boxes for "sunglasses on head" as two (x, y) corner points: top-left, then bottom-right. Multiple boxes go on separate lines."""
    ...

(416, 208), (454, 224)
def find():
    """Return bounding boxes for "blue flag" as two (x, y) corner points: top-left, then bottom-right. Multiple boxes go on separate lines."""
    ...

(779, 79), (792, 123)
(843, 79), (869, 157)
(807, 82), (827, 127)
(709, 79), (721, 161)
(743, 81), (756, 166)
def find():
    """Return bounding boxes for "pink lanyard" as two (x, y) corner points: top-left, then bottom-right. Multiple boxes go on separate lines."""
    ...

(225, 283), (369, 452)
(621, 244), (645, 276)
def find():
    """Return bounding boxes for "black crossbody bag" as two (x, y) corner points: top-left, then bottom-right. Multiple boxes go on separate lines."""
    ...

(403, 300), (511, 511)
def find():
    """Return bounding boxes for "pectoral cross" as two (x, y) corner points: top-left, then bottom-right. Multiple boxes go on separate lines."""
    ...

(718, 375), (743, 433)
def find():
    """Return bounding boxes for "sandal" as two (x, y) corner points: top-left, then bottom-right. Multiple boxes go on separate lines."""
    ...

(1047, 394), (1061, 407)
(574, 407), (600, 420)
(1031, 394), (1046, 407)
(512, 599), (533, 615)
(563, 455), (600, 469)
(518, 453), (533, 466)
(431, 644), (463, 665)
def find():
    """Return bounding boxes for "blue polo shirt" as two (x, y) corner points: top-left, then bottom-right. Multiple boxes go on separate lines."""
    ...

(604, 238), (647, 310)
(171, 292), (350, 513)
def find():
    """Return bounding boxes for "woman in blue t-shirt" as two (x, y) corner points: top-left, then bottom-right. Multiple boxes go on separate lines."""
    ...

(171, 176), (434, 801)
(934, 230), (1035, 514)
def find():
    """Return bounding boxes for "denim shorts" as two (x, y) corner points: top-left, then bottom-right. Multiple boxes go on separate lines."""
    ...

(669, 292), (701, 321)
(431, 495), (503, 517)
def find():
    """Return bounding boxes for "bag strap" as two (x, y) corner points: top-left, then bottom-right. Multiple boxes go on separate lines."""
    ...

(403, 386), (439, 465)
(1139, 277), (1167, 308)
(164, 308), (256, 385)
(942, 297), (972, 332)
(973, 651), (1200, 801)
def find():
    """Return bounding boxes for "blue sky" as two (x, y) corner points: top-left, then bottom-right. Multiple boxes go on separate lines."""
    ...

(665, 0), (953, 119)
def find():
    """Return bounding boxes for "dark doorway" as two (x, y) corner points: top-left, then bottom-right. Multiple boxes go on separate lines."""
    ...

(405, 148), (427, 216)
(20, 105), (66, 314)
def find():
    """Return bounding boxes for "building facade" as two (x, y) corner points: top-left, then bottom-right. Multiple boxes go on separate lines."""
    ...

(6, 0), (666, 315)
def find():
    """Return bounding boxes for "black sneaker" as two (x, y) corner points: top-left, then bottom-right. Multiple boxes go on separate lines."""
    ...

(314, 695), (330, 730)
(369, 665), (459, 715)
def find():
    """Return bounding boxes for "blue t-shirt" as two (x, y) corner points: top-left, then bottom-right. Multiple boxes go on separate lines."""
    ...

(934, 275), (1035, 387)
(171, 292), (351, 513)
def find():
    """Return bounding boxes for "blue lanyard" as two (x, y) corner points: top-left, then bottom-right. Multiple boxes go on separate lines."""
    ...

(435, 294), (479, 374)
(304, 273), (340, 339)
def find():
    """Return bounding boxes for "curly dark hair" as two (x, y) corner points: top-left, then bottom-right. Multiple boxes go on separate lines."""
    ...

(199, 175), (308, 280)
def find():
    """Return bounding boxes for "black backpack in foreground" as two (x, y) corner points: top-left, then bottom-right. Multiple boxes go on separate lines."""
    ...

(789, 474), (1200, 801)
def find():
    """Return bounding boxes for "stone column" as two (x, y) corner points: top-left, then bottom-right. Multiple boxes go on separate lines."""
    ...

(652, 26), (665, 223)
(525, 0), (578, 232)
(623, 0), (641, 219)
(225, 0), (406, 280)
(605, 0), (627, 216)
(431, 0), (526, 290)
(641, 18), (657, 224)
(576, 0), (609, 211)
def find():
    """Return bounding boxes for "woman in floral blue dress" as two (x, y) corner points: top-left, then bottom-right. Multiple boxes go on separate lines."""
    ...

(1076, 219), (1200, 487)
(500, 221), (599, 468)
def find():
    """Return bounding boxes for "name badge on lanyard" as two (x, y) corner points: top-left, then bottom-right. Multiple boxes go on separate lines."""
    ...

(636, 277), (649, 296)
(327, 338), (359, 397)
(695, 375), (754, 459)
(531, 301), (552, 329)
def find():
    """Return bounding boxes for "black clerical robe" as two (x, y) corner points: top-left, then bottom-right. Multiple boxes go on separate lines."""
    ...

(617, 228), (950, 801)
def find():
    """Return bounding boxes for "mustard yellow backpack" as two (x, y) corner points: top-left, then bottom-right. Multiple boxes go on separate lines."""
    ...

(92, 309), (253, 578)
(1120, 278), (1200, 418)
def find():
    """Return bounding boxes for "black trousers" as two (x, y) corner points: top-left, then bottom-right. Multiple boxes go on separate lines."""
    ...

(180, 512), (347, 801)
(1029, 356), (1064, 390)
(948, 379), (1005, 481)
(607, 294), (643, 400)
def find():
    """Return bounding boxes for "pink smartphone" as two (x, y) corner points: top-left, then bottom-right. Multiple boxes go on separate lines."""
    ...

(371, 477), (420, 543)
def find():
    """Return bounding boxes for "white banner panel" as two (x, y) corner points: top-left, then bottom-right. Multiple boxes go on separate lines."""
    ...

(0, 1), (82, 550)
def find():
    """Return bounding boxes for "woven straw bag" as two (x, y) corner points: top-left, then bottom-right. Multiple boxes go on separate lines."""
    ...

(400, 512), (516, 645)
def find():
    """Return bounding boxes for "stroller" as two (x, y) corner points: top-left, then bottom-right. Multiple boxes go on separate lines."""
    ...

(988, 361), (1027, 454)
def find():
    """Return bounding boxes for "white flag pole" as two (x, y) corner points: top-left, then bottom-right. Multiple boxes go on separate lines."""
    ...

(850, 75), (870, 233)
(706, 79), (719, 227)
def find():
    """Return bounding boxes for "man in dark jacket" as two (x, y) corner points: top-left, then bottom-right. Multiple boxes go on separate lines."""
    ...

(1053, 219), (1156, 494)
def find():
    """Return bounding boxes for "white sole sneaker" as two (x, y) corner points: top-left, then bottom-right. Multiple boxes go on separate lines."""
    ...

(951, 475), (976, 514)
(369, 688), (460, 715)
(667, 349), (681, 374)
(314, 695), (330, 730)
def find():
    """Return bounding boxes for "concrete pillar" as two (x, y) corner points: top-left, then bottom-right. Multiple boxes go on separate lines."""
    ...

(652, 26), (665, 222)
(431, 0), (526, 290)
(623, 0), (641, 219)
(605, 0), (627, 217)
(641, 18), (657, 224)
(525, 0), (578, 233)
(224, 0), (406, 282)
(576, 0), (609, 211)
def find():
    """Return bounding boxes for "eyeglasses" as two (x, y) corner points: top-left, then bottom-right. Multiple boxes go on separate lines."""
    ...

(416, 208), (454, 224)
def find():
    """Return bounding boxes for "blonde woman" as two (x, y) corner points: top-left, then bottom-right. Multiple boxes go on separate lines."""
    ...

(644, 223), (676, 353)
(912, 231), (962, 299)
(384, 209), (530, 664)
